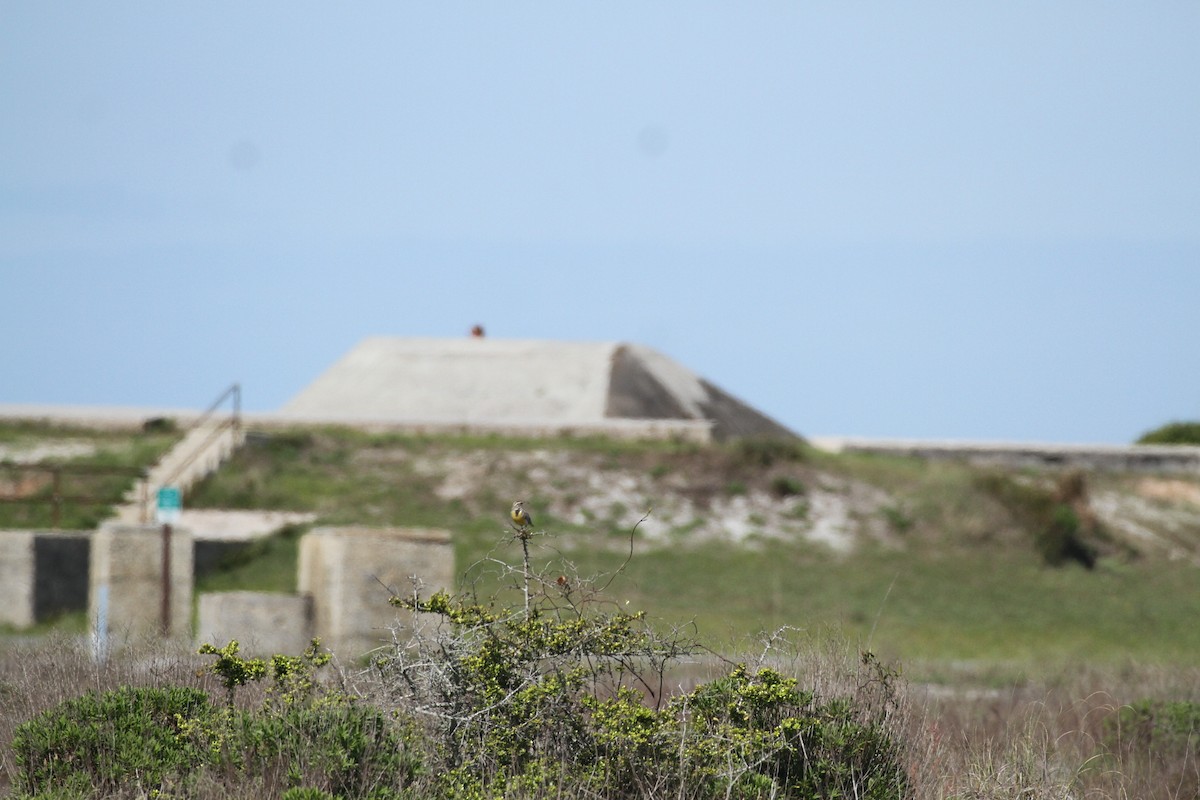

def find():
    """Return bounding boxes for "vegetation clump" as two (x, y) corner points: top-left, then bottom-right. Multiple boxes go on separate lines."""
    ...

(1136, 420), (1200, 445)
(974, 470), (1108, 568)
(371, 526), (912, 799)
(12, 684), (214, 797)
(11, 639), (418, 799)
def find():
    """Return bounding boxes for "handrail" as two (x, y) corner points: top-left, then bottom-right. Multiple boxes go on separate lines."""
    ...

(142, 383), (242, 518)
(0, 463), (149, 529)
(196, 383), (242, 431)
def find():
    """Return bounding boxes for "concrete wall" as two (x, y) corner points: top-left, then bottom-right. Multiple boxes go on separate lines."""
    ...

(813, 438), (1200, 473)
(0, 532), (37, 628)
(0, 531), (90, 629)
(34, 533), (89, 621)
(196, 591), (313, 657)
(298, 526), (454, 658)
(90, 522), (193, 641)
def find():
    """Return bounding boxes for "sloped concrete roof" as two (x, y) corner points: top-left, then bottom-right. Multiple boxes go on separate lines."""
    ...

(280, 337), (796, 440)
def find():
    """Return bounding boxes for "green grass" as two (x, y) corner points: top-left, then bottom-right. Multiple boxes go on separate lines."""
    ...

(1136, 419), (1200, 445)
(193, 524), (308, 595)
(0, 610), (89, 638)
(87, 424), (1200, 674)
(0, 420), (177, 529)
(553, 539), (1200, 671)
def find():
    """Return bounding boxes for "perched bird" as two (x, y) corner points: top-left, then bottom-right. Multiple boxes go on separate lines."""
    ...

(510, 500), (533, 529)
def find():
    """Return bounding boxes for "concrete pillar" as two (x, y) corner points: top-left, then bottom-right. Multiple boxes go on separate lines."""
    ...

(0, 531), (37, 628)
(298, 526), (454, 657)
(90, 522), (193, 641)
(0, 531), (89, 629)
(196, 591), (313, 657)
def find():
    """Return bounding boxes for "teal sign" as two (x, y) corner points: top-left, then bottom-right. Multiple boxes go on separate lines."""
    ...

(156, 486), (182, 524)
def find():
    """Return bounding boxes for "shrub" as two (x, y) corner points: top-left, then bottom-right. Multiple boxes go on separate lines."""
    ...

(196, 637), (421, 797)
(1034, 504), (1097, 568)
(880, 504), (914, 533)
(974, 472), (1101, 568)
(11, 684), (215, 797)
(1104, 699), (1200, 800)
(676, 657), (908, 799)
(377, 549), (912, 798)
(734, 437), (806, 468)
(12, 641), (419, 799)
(222, 699), (420, 798)
(281, 789), (337, 800)
(1109, 698), (1200, 753)
(770, 475), (806, 498)
(1135, 421), (1200, 445)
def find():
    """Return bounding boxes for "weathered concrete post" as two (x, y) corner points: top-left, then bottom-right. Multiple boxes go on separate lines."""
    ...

(0, 530), (90, 629)
(0, 532), (38, 629)
(90, 521), (193, 642)
(298, 526), (454, 657)
(195, 591), (314, 657)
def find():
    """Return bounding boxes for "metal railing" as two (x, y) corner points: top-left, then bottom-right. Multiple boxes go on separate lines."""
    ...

(137, 383), (243, 521)
(0, 385), (244, 527)
(0, 463), (148, 529)
(156, 383), (242, 488)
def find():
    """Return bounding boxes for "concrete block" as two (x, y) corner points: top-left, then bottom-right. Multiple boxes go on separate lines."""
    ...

(90, 522), (193, 641)
(34, 532), (89, 620)
(0, 531), (36, 628)
(298, 526), (454, 658)
(0, 531), (89, 629)
(196, 591), (313, 657)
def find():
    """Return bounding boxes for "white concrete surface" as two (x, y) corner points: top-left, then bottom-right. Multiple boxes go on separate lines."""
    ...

(0, 404), (204, 429)
(809, 436), (1200, 472)
(175, 509), (317, 542)
(282, 337), (617, 424)
(278, 336), (795, 440)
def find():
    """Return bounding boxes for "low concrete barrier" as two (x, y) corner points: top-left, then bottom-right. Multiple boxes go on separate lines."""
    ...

(298, 526), (454, 658)
(196, 591), (313, 656)
(89, 522), (193, 642)
(0, 530), (89, 628)
(811, 438), (1200, 473)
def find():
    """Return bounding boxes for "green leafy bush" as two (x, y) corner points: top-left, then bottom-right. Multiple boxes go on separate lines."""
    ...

(769, 475), (806, 498)
(1104, 698), (1200, 800)
(281, 789), (337, 800)
(12, 685), (215, 797)
(1135, 421), (1200, 445)
(734, 437), (806, 468)
(1035, 504), (1097, 568)
(12, 641), (420, 799)
(974, 472), (1101, 568)
(223, 699), (420, 798)
(1109, 698), (1200, 752)
(380, 578), (911, 799)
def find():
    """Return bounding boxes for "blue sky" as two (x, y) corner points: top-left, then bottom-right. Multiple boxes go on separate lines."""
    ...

(2, 3), (1198, 443)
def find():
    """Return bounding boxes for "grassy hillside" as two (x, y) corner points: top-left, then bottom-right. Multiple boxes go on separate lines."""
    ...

(4, 423), (1200, 798)
(183, 426), (1200, 676)
(0, 420), (176, 529)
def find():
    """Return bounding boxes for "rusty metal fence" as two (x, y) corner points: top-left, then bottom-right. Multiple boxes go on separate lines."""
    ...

(0, 463), (149, 529)
(0, 383), (242, 529)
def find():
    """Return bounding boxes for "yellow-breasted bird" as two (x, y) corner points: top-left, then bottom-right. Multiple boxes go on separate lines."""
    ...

(510, 500), (533, 529)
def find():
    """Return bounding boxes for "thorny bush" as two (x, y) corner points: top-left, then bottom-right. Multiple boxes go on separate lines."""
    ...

(371, 524), (912, 799)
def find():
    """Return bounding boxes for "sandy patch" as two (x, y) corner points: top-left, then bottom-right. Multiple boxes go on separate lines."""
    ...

(176, 509), (318, 541)
(0, 441), (97, 463)
(1137, 477), (1200, 507)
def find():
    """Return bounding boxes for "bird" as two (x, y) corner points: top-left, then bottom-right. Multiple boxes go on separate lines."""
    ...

(510, 500), (533, 529)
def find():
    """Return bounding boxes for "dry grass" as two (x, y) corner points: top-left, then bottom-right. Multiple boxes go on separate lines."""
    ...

(0, 634), (218, 796)
(920, 661), (1200, 799)
(1, 635), (1197, 799)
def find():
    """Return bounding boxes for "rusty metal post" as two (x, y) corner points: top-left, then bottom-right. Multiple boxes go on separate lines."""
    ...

(160, 523), (172, 636)
(51, 467), (62, 529)
(233, 382), (242, 433)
